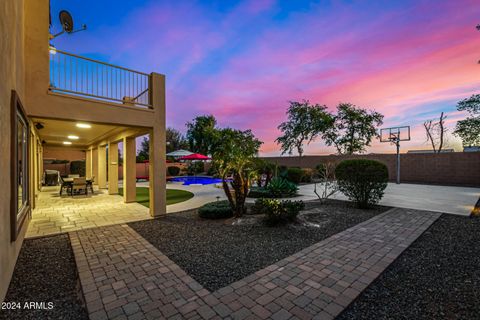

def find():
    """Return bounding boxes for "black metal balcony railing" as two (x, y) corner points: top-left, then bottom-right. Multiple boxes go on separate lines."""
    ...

(49, 49), (151, 108)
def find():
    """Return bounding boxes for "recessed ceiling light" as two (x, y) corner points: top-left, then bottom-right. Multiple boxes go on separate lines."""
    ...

(68, 135), (79, 140)
(76, 123), (91, 129)
(63, 141), (72, 145)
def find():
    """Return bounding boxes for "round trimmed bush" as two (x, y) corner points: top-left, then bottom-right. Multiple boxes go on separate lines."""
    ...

(286, 167), (304, 184)
(198, 200), (233, 219)
(167, 166), (181, 176)
(247, 187), (272, 198)
(335, 159), (388, 208)
(252, 198), (305, 226)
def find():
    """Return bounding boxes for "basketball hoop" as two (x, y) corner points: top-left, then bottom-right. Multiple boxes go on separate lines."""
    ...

(380, 126), (411, 184)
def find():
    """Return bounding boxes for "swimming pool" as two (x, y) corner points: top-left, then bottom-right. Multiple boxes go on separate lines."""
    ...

(168, 176), (224, 185)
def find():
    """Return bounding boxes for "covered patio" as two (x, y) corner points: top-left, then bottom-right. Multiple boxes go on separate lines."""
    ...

(26, 186), (150, 238)
(27, 117), (165, 237)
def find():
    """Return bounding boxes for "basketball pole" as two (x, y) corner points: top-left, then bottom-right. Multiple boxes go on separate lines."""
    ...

(395, 139), (400, 184)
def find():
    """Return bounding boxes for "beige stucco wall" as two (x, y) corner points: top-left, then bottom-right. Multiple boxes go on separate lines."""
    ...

(24, 0), (157, 128)
(43, 146), (86, 161)
(0, 0), (167, 301)
(0, 0), (29, 302)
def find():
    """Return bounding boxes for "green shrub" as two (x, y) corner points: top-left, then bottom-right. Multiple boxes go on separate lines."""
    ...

(167, 166), (181, 176)
(316, 163), (326, 177)
(253, 198), (305, 226)
(207, 164), (218, 176)
(70, 160), (86, 177)
(286, 167), (304, 184)
(187, 162), (204, 175)
(198, 200), (233, 219)
(247, 186), (272, 198)
(278, 165), (288, 179)
(335, 159), (388, 208)
(266, 177), (298, 198)
(301, 168), (314, 183)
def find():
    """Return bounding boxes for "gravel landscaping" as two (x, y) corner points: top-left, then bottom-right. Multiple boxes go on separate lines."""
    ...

(0, 234), (88, 320)
(129, 199), (389, 291)
(337, 214), (480, 320)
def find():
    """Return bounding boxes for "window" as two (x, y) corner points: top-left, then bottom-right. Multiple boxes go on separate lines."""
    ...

(11, 90), (30, 241)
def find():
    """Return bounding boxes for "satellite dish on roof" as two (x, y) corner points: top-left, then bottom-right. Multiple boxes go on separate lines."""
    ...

(50, 10), (87, 39)
(59, 10), (74, 33)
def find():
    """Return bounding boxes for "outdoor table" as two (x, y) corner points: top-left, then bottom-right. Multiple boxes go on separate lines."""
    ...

(61, 178), (93, 195)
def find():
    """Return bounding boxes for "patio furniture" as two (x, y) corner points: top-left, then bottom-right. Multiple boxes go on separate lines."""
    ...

(44, 170), (60, 186)
(71, 177), (88, 196)
(87, 176), (95, 194)
(59, 176), (72, 195)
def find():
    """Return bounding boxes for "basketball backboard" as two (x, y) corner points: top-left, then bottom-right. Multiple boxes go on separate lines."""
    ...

(380, 126), (410, 143)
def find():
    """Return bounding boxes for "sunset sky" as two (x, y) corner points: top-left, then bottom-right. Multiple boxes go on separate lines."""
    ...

(51, 0), (480, 155)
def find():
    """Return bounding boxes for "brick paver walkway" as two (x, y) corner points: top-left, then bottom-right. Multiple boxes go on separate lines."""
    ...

(70, 208), (440, 319)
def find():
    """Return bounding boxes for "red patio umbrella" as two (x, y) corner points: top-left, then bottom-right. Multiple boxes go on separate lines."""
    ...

(178, 153), (211, 161)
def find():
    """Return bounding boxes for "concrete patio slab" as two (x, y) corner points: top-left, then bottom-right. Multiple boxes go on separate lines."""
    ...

(166, 182), (226, 213)
(294, 183), (480, 216)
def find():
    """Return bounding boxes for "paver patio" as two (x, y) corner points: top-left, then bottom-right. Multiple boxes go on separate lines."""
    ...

(70, 207), (440, 319)
(27, 187), (151, 238)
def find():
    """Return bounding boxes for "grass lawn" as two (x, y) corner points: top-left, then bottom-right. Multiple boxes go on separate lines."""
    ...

(118, 187), (194, 208)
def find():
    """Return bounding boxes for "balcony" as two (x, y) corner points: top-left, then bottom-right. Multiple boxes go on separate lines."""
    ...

(49, 49), (151, 108)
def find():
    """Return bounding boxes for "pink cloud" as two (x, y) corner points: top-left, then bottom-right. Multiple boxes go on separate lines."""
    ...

(54, 0), (480, 155)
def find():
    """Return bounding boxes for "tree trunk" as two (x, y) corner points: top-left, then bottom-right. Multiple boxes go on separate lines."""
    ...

(232, 172), (246, 217)
(438, 112), (445, 153)
(424, 121), (437, 153)
(222, 171), (235, 209)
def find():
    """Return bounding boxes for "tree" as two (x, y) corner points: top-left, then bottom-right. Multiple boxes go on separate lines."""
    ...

(186, 115), (218, 155)
(211, 128), (263, 217)
(324, 103), (384, 154)
(454, 94), (480, 147)
(276, 100), (334, 157)
(136, 136), (149, 162)
(166, 127), (188, 153)
(251, 158), (275, 187)
(313, 162), (338, 203)
(424, 112), (447, 153)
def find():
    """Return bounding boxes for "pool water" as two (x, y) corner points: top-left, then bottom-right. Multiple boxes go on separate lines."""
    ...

(168, 176), (224, 185)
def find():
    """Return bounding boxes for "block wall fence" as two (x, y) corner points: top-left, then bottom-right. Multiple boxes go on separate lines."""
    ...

(262, 152), (480, 187)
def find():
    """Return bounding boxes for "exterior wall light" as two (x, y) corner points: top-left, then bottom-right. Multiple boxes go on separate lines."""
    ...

(49, 44), (56, 55)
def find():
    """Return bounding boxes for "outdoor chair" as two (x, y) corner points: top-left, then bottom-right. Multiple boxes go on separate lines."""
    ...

(44, 170), (60, 186)
(59, 176), (72, 196)
(87, 176), (95, 194)
(71, 177), (88, 196)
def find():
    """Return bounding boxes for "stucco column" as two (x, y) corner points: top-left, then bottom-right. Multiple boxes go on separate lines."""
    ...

(97, 145), (107, 189)
(39, 143), (44, 188)
(148, 73), (166, 217)
(123, 137), (136, 203)
(92, 148), (98, 185)
(108, 142), (119, 195)
(86, 149), (92, 178)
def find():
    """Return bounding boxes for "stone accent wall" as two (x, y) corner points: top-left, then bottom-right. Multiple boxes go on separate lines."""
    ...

(262, 152), (480, 187)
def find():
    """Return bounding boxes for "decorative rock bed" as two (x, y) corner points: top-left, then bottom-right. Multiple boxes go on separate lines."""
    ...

(337, 214), (480, 320)
(0, 234), (88, 320)
(129, 199), (389, 291)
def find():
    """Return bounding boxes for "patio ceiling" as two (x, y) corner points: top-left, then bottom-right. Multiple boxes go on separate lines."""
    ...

(32, 118), (130, 148)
